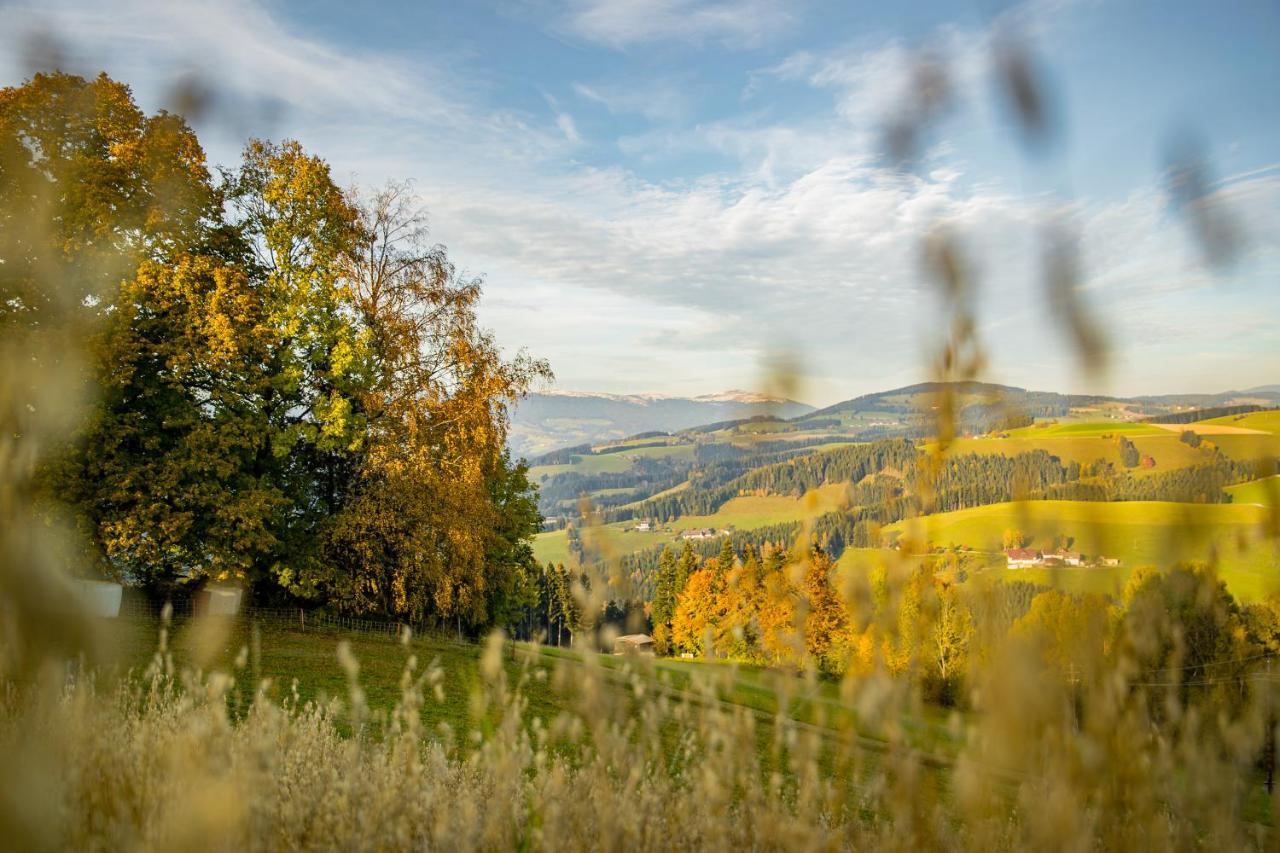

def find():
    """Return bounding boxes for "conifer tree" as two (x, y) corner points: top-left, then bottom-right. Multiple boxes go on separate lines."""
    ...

(676, 542), (699, 593)
(650, 547), (679, 637)
(715, 537), (737, 575)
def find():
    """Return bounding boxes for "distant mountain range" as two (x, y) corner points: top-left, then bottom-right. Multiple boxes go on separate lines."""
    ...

(511, 381), (1280, 459)
(509, 390), (815, 457)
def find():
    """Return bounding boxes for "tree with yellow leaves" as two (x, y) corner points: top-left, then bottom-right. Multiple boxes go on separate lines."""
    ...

(801, 546), (849, 672)
(12, 73), (548, 627)
(671, 565), (726, 656)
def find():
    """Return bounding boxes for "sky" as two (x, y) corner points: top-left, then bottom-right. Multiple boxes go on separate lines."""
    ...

(2, 0), (1278, 406)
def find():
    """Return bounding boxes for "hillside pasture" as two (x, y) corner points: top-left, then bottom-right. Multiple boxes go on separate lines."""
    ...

(1199, 409), (1280, 434)
(533, 482), (850, 565)
(1207, 433), (1280, 464)
(529, 443), (696, 482)
(1152, 423), (1268, 436)
(1004, 421), (1165, 438)
(937, 433), (1215, 475)
(1226, 475), (1280, 507)
(884, 500), (1276, 600)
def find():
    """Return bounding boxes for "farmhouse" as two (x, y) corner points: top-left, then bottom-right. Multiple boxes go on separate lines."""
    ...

(634, 520), (653, 532)
(613, 634), (656, 656)
(679, 528), (718, 541)
(1043, 550), (1083, 566)
(1005, 548), (1043, 569)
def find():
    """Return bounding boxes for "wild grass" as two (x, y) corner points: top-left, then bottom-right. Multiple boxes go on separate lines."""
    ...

(7, 599), (1276, 850)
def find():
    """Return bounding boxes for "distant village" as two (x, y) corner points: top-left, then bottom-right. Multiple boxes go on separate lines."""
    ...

(626, 520), (733, 541)
(1004, 548), (1121, 569)
(558, 517), (1120, 570)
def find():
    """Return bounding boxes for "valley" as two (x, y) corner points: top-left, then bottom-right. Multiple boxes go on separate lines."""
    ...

(527, 382), (1280, 602)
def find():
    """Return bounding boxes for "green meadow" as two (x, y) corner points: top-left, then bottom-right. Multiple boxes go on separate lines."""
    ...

(1227, 475), (1280, 506)
(884, 499), (1277, 601)
(1200, 409), (1280, 434)
(1003, 420), (1165, 438)
(533, 483), (849, 565)
(940, 430), (1250, 474)
(529, 443), (696, 481)
(96, 616), (960, 761)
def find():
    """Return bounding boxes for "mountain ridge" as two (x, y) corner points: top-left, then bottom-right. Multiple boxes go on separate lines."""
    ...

(513, 380), (1280, 459)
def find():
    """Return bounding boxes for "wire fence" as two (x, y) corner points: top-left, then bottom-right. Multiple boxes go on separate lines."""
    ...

(116, 599), (443, 641)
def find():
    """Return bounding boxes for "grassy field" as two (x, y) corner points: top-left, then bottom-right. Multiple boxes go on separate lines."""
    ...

(91, 616), (961, 763)
(1206, 432), (1280, 463)
(97, 618), (568, 732)
(529, 443), (696, 482)
(1200, 409), (1280, 434)
(1227, 475), (1280, 506)
(883, 500), (1277, 600)
(937, 432), (1216, 474)
(533, 483), (850, 564)
(1004, 421), (1165, 438)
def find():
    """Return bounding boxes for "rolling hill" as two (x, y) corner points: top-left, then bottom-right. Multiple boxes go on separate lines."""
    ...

(509, 390), (815, 457)
(527, 380), (1279, 602)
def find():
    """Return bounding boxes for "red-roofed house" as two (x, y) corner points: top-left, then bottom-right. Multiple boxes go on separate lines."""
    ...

(1005, 548), (1043, 569)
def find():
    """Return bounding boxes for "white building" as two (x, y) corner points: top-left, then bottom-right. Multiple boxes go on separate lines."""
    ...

(1005, 548), (1043, 569)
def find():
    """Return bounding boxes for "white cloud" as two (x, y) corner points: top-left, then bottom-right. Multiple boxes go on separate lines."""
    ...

(556, 112), (583, 144)
(550, 0), (796, 49)
(0, 0), (574, 170)
(573, 80), (692, 122)
(3, 0), (1276, 403)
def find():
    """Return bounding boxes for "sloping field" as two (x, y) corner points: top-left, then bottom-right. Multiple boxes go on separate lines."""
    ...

(975, 551), (1276, 603)
(1004, 421), (1165, 438)
(940, 433), (1215, 474)
(1200, 409), (1280, 434)
(1226, 475), (1280, 507)
(1152, 423), (1267, 436)
(1208, 433), (1280, 463)
(533, 483), (849, 565)
(530, 443), (696, 481)
(885, 500), (1268, 570)
(883, 500), (1278, 601)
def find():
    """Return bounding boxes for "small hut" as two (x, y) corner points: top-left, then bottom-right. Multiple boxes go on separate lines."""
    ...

(613, 634), (656, 656)
(194, 587), (243, 617)
(71, 579), (122, 618)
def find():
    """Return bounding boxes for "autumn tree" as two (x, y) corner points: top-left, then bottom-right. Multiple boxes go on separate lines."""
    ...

(801, 546), (848, 672)
(1, 72), (214, 331)
(671, 567), (726, 656)
(1118, 563), (1252, 703)
(1002, 528), (1027, 549)
(932, 581), (974, 701)
(1117, 436), (1141, 468)
(1011, 588), (1108, 682)
(16, 74), (548, 624)
(8, 74), (272, 590)
(757, 557), (799, 665)
(318, 181), (549, 625)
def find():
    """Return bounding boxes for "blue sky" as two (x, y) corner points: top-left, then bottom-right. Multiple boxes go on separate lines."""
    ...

(2, 0), (1278, 405)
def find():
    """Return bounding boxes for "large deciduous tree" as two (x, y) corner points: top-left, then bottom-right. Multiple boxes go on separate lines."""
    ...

(11, 73), (549, 626)
(312, 181), (549, 626)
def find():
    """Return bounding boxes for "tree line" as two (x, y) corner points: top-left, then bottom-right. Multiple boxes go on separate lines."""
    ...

(642, 540), (1280, 714)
